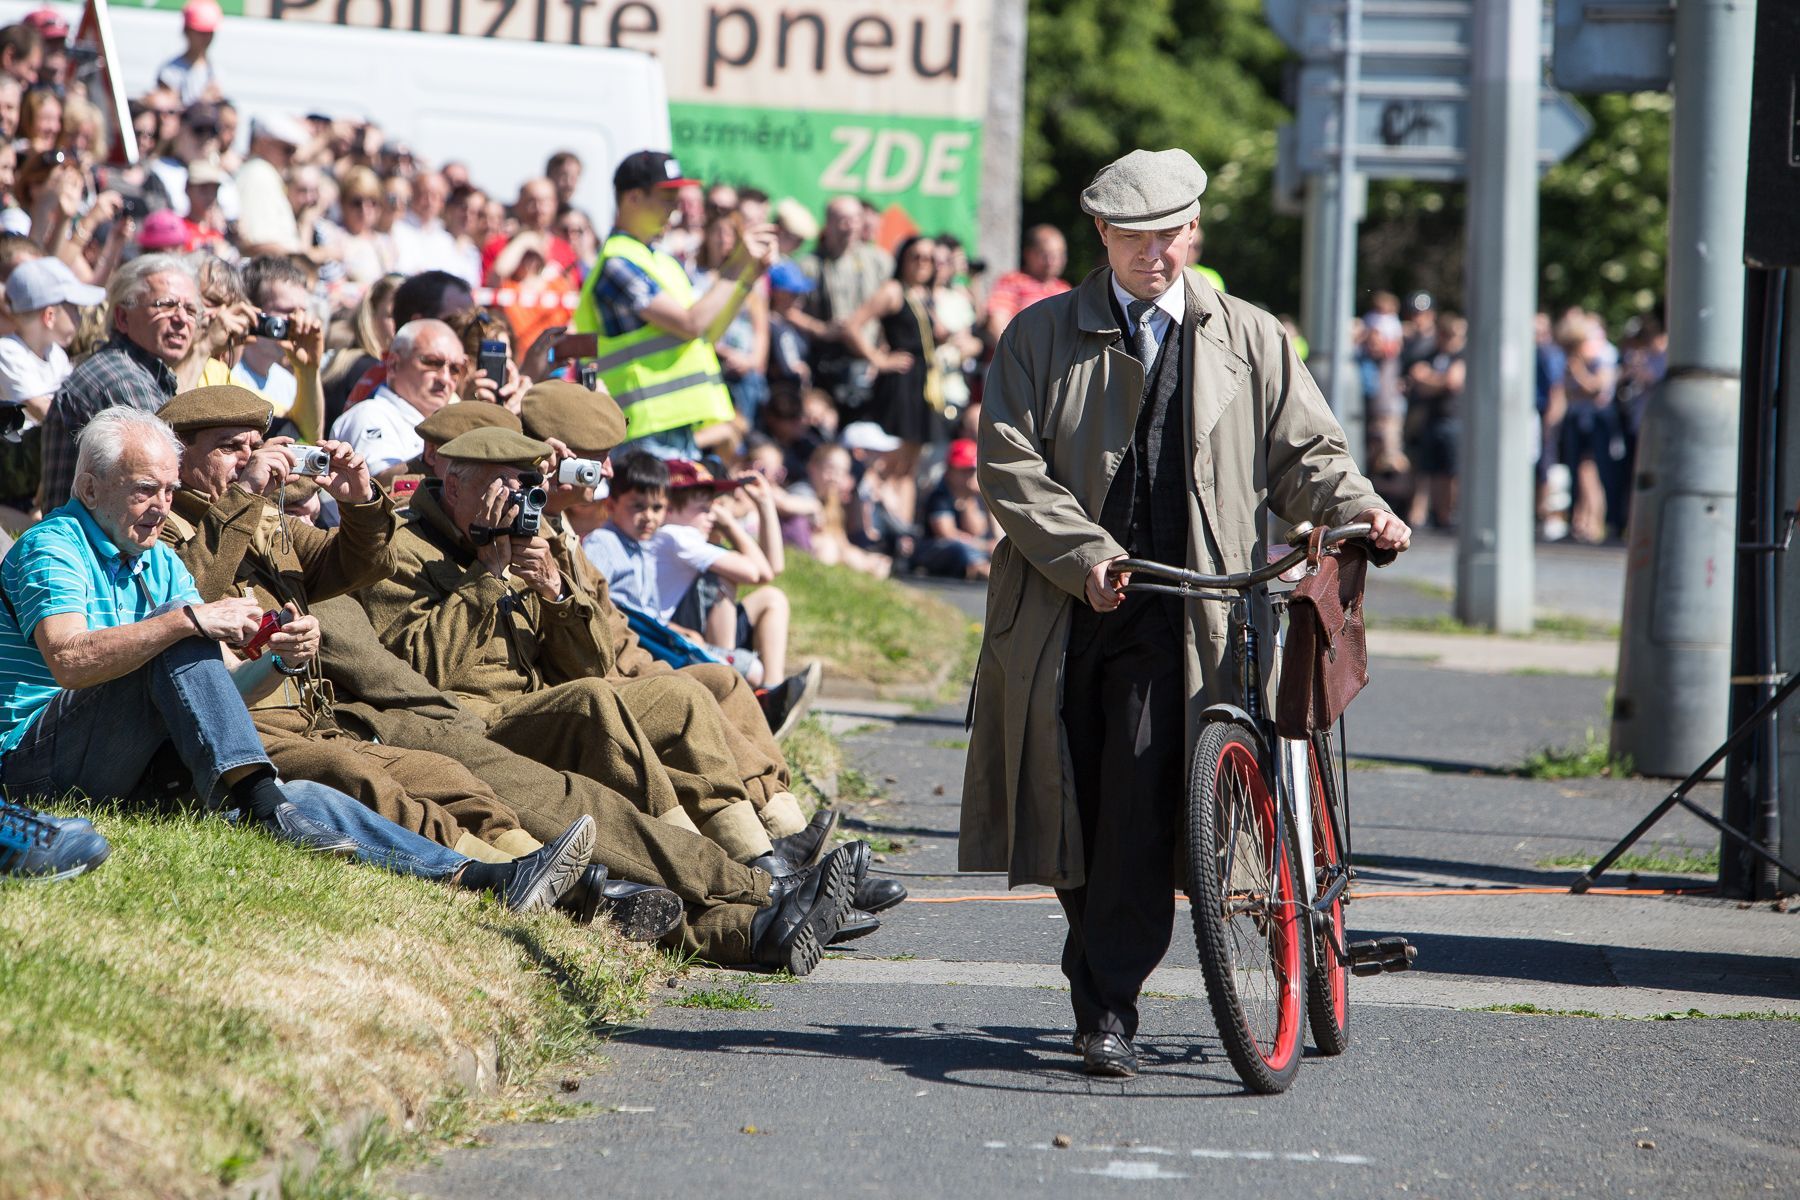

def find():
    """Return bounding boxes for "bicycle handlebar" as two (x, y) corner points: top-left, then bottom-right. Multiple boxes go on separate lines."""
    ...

(1112, 522), (1375, 595)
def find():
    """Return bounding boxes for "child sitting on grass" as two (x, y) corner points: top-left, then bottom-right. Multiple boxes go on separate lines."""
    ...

(586, 452), (821, 734)
(654, 458), (792, 686)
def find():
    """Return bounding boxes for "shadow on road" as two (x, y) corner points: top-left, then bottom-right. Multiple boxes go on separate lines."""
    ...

(610, 1019), (1321, 1099)
(1355, 928), (1800, 999)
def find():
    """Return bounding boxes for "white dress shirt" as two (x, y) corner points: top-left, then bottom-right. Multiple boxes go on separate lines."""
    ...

(329, 384), (430, 474)
(1109, 272), (1186, 373)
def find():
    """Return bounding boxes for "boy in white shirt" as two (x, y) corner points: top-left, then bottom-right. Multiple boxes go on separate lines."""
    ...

(652, 458), (792, 687)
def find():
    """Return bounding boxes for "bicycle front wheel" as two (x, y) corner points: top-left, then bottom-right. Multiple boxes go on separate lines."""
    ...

(1305, 731), (1350, 1055)
(1187, 719), (1306, 1094)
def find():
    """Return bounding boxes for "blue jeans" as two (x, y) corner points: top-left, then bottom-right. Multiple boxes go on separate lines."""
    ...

(271, 781), (468, 881)
(0, 630), (270, 808)
(0, 635), (470, 882)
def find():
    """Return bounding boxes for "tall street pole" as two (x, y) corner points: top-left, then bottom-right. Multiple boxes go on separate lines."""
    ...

(1454, 0), (1537, 633)
(1610, 0), (1754, 781)
(979, 0), (1026, 276)
(1326, 0), (1366, 465)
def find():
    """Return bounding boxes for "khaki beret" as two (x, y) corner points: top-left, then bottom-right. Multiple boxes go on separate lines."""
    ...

(520, 380), (627, 455)
(1080, 148), (1209, 232)
(416, 400), (521, 445)
(157, 385), (274, 435)
(437, 426), (552, 468)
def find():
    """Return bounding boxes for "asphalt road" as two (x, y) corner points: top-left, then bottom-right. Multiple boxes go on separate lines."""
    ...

(401, 565), (1800, 1200)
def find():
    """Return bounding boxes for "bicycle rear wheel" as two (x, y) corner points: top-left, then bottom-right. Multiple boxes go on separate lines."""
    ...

(1305, 731), (1350, 1055)
(1187, 719), (1305, 1094)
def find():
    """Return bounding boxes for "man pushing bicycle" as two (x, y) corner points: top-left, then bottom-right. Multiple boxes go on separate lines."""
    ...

(961, 147), (1411, 1079)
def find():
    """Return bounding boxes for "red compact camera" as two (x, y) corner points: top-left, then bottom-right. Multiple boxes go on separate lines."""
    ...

(240, 610), (288, 659)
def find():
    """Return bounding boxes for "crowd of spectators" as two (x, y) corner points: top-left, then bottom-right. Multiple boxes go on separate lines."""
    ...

(1356, 289), (1667, 543)
(0, 5), (938, 971)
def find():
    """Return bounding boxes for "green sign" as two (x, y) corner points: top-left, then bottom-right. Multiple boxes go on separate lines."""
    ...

(671, 103), (982, 249)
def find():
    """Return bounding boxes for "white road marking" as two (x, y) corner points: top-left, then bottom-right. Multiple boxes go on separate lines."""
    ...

(1077, 1161), (1190, 1180)
(983, 1143), (1375, 1167)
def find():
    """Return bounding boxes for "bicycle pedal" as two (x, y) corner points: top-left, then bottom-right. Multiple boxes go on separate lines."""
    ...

(1345, 936), (1418, 975)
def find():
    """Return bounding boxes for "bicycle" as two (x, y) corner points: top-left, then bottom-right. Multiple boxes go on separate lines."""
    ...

(1113, 521), (1416, 1094)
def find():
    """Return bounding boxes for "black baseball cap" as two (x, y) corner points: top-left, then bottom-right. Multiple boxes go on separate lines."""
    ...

(613, 150), (700, 194)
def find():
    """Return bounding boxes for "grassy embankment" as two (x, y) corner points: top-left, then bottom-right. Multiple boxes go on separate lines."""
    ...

(1, 553), (973, 1198)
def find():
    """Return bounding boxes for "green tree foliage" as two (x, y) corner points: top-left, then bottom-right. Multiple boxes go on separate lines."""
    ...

(1020, 1), (1673, 337)
(1020, 0), (1303, 313)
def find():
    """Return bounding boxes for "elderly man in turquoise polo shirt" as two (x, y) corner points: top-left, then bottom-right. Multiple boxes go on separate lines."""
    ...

(0, 407), (594, 909)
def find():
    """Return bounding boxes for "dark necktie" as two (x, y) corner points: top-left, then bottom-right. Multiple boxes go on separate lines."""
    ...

(1127, 298), (1157, 369)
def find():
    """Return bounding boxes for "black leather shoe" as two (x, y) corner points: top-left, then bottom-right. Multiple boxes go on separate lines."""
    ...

(748, 852), (799, 879)
(854, 875), (907, 914)
(261, 802), (358, 857)
(596, 879), (684, 942)
(1081, 1032), (1138, 1078)
(749, 844), (854, 975)
(497, 816), (595, 913)
(770, 807), (839, 869)
(827, 908), (880, 944)
(836, 838), (907, 913)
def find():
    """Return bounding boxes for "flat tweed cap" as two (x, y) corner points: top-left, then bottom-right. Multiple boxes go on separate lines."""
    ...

(1080, 148), (1209, 231)
(416, 400), (521, 445)
(521, 380), (627, 455)
(437, 427), (552, 468)
(157, 385), (273, 434)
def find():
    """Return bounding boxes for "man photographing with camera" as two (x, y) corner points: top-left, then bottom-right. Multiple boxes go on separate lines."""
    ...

(231, 256), (327, 443)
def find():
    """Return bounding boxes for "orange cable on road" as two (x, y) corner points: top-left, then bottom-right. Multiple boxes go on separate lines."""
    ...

(905, 885), (1715, 905)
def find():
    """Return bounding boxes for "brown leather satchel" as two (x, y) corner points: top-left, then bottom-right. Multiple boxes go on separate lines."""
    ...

(1276, 536), (1384, 738)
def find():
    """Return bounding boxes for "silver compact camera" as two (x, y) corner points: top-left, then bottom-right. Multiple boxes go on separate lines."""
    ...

(557, 458), (605, 487)
(285, 445), (331, 477)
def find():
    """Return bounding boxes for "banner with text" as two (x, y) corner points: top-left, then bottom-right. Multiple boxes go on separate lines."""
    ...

(201, 0), (992, 245)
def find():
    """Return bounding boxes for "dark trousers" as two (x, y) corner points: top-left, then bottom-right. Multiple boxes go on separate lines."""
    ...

(1057, 595), (1187, 1040)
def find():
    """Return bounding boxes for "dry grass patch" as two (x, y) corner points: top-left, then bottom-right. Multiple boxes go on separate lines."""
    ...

(0, 805), (660, 1200)
(781, 551), (978, 691)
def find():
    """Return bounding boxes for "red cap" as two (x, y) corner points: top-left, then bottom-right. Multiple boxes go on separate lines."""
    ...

(22, 8), (69, 39)
(947, 438), (977, 470)
(664, 458), (739, 493)
(183, 0), (222, 32)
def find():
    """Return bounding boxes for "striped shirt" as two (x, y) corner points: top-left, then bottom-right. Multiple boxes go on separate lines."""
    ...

(0, 500), (201, 753)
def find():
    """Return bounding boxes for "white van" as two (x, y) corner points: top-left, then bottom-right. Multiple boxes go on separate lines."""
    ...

(0, 2), (670, 227)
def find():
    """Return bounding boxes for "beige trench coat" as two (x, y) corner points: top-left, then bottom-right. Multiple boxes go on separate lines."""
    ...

(960, 268), (1387, 889)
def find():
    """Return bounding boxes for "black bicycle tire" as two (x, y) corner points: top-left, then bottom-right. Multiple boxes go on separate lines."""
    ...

(1305, 731), (1351, 1055)
(1187, 719), (1306, 1094)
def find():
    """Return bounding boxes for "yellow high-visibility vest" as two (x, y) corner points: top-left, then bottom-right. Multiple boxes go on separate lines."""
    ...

(572, 233), (734, 440)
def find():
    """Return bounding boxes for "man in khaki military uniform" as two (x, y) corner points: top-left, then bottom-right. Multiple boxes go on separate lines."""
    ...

(155, 384), (683, 939)
(309, 590), (875, 967)
(359, 426), (778, 862)
(520, 380), (822, 845)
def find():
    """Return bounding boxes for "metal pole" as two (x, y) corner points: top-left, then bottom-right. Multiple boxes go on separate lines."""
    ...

(1301, 172), (1337, 368)
(1610, 0), (1754, 780)
(1453, 0), (1537, 633)
(978, 0), (1026, 276)
(1722, 267), (1786, 898)
(1328, 0), (1365, 465)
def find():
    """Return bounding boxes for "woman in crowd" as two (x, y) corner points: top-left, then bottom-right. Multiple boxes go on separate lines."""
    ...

(19, 87), (60, 155)
(841, 234), (943, 531)
(175, 252), (255, 392)
(321, 270), (401, 426)
(690, 211), (769, 431)
(330, 166), (396, 298)
(445, 307), (528, 412)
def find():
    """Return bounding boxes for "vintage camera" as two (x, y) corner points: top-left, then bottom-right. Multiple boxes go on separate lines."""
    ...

(557, 458), (605, 487)
(253, 312), (290, 340)
(284, 445), (331, 477)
